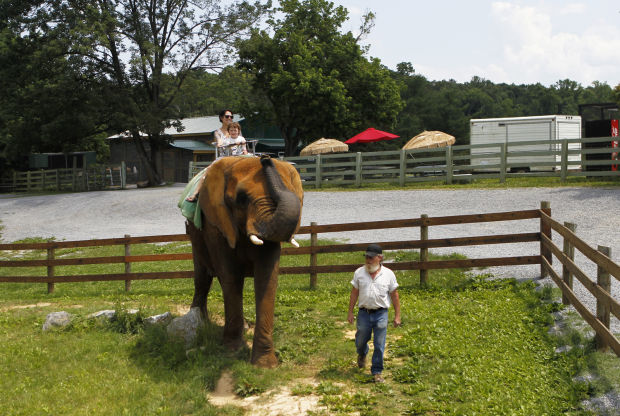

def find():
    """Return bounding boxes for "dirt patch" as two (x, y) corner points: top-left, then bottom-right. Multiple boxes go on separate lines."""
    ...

(207, 373), (324, 415)
(174, 304), (190, 316)
(1, 302), (52, 312)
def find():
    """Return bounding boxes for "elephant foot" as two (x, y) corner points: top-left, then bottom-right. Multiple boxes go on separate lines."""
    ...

(251, 352), (278, 368)
(223, 336), (246, 351)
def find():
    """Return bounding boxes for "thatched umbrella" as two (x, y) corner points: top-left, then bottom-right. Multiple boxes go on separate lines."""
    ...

(402, 130), (455, 150)
(300, 138), (349, 156)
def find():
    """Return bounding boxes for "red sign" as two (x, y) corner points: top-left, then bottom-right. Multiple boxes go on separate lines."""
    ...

(612, 119), (618, 171)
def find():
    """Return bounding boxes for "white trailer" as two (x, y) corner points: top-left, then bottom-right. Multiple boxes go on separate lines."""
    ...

(469, 115), (582, 171)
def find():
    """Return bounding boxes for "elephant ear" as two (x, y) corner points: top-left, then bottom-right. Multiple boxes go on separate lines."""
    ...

(201, 159), (238, 248)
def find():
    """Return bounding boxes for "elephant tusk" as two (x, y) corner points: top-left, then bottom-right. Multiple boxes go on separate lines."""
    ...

(250, 235), (264, 245)
(289, 238), (299, 248)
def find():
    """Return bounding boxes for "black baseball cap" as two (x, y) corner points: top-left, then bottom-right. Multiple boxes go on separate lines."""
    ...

(365, 244), (382, 257)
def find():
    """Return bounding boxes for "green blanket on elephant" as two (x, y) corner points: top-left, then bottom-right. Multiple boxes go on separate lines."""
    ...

(178, 168), (207, 229)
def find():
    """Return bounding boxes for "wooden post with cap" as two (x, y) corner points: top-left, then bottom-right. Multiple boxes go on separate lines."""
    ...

(420, 214), (429, 285)
(540, 201), (551, 277)
(310, 222), (318, 289)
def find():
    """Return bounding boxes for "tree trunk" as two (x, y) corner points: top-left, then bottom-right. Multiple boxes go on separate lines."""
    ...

(131, 131), (162, 186)
(282, 127), (300, 157)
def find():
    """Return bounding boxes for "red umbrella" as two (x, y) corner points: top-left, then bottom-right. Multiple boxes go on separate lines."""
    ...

(345, 127), (400, 144)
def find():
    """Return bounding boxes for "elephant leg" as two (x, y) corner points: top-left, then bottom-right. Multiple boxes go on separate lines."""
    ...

(188, 222), (213, 320)
(251, 263), (279, 368)
(191, 266), (212, 320)
(220, 275), (246, 350)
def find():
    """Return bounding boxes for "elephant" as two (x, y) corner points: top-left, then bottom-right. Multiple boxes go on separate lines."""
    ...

(184, 155), (303, 368)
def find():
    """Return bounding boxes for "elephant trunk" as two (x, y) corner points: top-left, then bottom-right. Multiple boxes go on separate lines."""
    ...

(255, 156), (301, 242)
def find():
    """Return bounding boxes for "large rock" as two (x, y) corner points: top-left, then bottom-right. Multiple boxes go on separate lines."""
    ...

(166, 307), (204, 347)
(145, 312), (173, 326)
(42, 311), (72, 331)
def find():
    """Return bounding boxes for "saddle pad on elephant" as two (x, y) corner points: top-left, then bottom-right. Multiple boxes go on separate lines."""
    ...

(178, 168), (205, 229)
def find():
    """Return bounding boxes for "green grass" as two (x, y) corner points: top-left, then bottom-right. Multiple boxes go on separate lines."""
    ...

(0, 241), (616, 415)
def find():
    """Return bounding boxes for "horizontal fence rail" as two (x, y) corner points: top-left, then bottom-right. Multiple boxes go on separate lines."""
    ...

(1, 202), (618, 355)
(190, 136), (619, 187)
(539, 211), (620, 355)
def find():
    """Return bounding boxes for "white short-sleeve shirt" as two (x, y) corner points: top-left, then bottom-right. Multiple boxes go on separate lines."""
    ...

(351, 265), (399, 309)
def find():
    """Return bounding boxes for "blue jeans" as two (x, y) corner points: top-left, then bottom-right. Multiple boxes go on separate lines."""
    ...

(355, 308), (388, 375)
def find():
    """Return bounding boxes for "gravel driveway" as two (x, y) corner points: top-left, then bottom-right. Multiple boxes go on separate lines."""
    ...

(1, 185), (618, 332)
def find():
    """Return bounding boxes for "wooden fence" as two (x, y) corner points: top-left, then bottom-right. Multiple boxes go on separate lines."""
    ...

(189, 136), (620, 187)
(6, 162), (128, 193)
(1, 202), (618, 355)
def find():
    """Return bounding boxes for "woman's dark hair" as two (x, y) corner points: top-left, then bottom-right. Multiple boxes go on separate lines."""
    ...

(219, 109), (234, 122)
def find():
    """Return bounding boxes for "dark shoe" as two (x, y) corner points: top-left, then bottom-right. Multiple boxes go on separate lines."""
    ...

(373, 373), (385, 383)
(357, 354), (366, 368)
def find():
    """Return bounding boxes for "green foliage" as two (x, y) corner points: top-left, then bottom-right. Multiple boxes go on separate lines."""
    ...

(391, 66), (616, 145)
(107, 304), (144, 334)
(237, 0), (403, 155)
(1, 1), (271, 181)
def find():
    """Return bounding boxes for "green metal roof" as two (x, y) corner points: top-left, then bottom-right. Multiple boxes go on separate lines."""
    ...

(254, 138), (286, 150)
(169, 139), (215, 151)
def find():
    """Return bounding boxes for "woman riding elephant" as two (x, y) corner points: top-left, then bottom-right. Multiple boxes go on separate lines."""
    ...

(184, 109), (238, 203)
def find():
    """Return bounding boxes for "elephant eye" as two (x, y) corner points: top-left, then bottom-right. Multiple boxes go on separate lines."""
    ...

(235, 189), (249, 206)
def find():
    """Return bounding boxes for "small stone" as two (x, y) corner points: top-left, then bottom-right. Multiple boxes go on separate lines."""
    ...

(43, 311), (72, 331)
(555, 345), (572, 353)
(88, 310), (116, 320)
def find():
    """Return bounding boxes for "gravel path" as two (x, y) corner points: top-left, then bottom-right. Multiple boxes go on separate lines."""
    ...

(1, 185), (618, 333)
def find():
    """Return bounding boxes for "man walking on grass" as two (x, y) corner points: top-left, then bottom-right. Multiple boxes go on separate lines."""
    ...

(347, 244), (401, 383)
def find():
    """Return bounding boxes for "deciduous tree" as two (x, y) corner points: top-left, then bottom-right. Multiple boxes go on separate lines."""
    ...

(237, 0), (402, 155)
(7, 0), (270, 184)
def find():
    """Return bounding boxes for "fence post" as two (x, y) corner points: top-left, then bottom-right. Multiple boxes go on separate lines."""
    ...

(420, 214), (429, 286)
(499, 143), (507, 183)
(27, 171), (31, 192)
(55, 170), (60, 191)
(47, 241), (55, 294)
(72, 157), (78, 191)
(315, 154), (322, 189)
(540, 201), (552, 278)
(560, 139), (568, 182)
(309, 222), (318, 289)
(399, 149), (406, 186)
(355, 152), (362, 187)
(445, 147), (453, 185)
(120, 161), (127, 189)
(595, 245), (611, 352)
(561, 222), (576, 305)
(188, 161), (194, 182)
(124, 234), (132, 291)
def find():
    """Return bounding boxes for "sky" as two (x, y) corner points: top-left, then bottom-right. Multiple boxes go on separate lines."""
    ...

(328, 0), (620, 87)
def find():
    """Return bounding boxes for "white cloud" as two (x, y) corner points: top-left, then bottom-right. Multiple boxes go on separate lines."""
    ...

(560, 3), (586, 15)
(490, 2), (620, 85)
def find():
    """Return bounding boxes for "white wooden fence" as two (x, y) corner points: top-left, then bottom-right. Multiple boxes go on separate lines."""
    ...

(189, 136), (619, 187)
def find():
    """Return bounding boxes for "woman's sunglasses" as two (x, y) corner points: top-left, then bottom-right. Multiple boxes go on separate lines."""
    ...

(224, 115), (233, 119)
